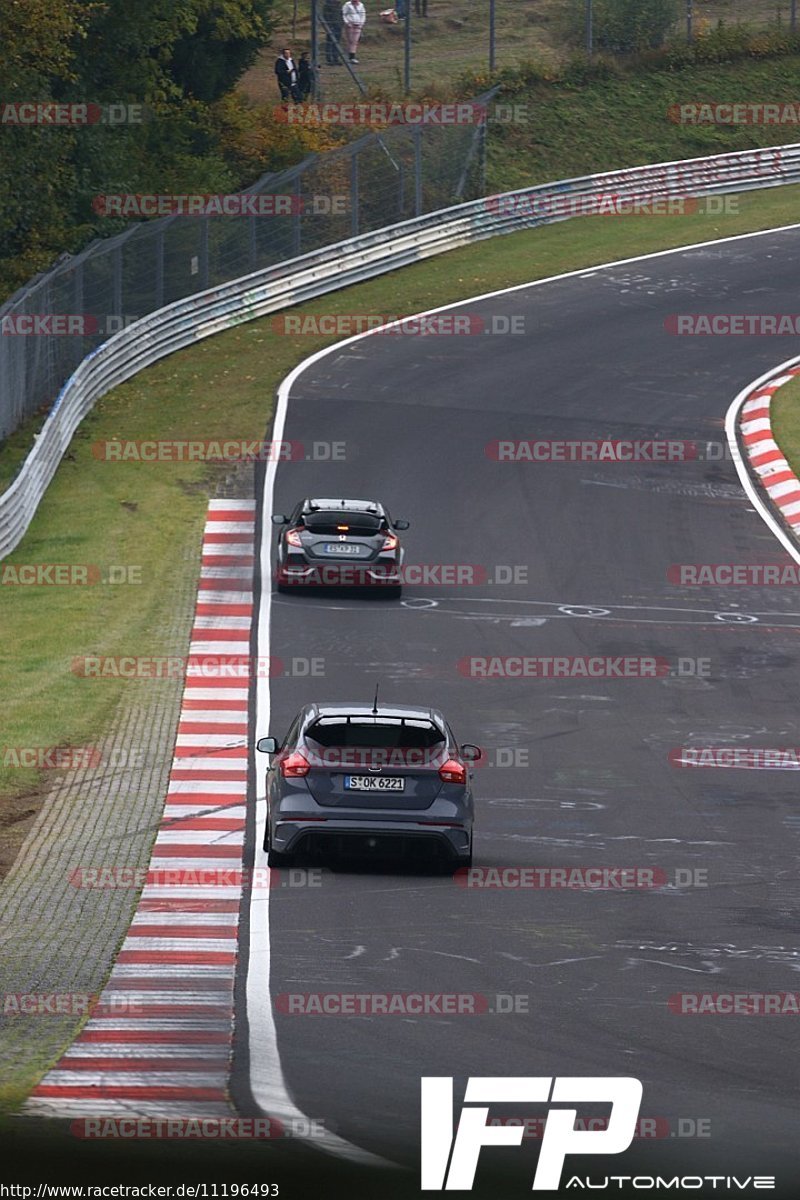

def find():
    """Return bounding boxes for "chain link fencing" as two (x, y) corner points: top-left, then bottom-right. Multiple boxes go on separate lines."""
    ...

(0, 93), (494, 442)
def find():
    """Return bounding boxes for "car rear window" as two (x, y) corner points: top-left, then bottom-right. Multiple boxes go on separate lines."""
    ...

(305, 718), (445, 750)
(303, 511), (382, 535)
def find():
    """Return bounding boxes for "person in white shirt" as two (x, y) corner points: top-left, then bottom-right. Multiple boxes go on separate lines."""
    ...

(342, 1), (366, 63)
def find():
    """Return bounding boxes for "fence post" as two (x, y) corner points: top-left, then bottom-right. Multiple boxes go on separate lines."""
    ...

(155, 228), (165, 309)
(112, 243), (122, 320)
(404, 4), (412, 94)
(413, 125), (423, 216)
(489, 0), (496, 72)
(687, 0), (693, 44)
(249, 212), (258, 271)
(310, 0), (320, 99)
(74, 259), (84, 322)
(293, 176), (302, 256)
(199, 218), (210, 290)
(793, 0), (798, 32)
(350, 149), (360, 238)
(585, 0), (593, 58)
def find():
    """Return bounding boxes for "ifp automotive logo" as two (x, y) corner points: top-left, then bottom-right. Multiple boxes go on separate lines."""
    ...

(421, 1076), (643, 1191)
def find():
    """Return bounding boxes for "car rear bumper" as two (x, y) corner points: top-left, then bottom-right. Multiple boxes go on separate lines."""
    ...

(272, 818), (471, 860)
(277, 566), (400, 585)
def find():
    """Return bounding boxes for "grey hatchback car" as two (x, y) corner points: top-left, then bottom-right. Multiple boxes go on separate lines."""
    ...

(257, 702), (481, 871)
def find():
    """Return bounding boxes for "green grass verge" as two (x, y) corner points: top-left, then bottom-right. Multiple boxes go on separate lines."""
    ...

(768, 371), (800, 473)
(488, 55), (800, 192)
(2, 182), (800, 806)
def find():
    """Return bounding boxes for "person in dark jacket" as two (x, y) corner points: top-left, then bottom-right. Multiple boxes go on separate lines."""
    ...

(297, 51), (314, 100)
(275, 48), (299, 102)
(414, 0), (428, 13)
(323, 0), (342, 64)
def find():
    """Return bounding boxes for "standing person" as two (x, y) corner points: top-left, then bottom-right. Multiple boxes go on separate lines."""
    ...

(341, 0), (366, 64)
(297, 51), (314, 100)
(323, 0), (342, 64)
(414, 0), (428, 14)
(395, 0), (407, 17)
(274, 48), (299, 101)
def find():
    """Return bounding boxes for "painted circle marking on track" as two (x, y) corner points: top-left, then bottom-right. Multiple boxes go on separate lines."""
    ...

(558, 605), (611, 618)
(714, 612), (759, 624)
(401, 598), (438, 609)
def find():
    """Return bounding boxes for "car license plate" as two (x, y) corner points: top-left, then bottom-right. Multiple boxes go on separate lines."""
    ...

(324, 543), (363, 556)
(344, 775), (405, 792)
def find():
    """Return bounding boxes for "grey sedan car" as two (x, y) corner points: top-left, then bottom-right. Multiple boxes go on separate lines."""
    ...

(257, 702), (481, 871)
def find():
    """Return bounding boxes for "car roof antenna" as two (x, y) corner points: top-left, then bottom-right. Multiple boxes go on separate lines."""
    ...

(372, 682), (380, 715)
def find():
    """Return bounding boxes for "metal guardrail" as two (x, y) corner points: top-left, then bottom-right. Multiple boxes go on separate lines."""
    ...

(2, 141), (799, 559)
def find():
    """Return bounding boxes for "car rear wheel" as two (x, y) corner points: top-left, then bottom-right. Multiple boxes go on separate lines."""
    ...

(264, 816), (293, 867)
(267, 846), (292, 867)
(451, 833), (473, 873)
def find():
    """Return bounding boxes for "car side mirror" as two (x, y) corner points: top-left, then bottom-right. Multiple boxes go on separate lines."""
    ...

(257, 736), (279, 754)
(272, 514), (288, 525)
(461, 743), (482, 762)
(394, 519), (410, 530)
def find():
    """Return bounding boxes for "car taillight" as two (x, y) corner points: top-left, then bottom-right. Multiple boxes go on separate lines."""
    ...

(286, 527), (304, 547)
(439, 758), (466, 785)
(382, 532), (399, 551)
(280, 750), (310, 778)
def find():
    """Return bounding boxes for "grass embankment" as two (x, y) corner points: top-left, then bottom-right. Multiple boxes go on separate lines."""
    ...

(244, 0), (800, 101)
(768, 372), (800, 472)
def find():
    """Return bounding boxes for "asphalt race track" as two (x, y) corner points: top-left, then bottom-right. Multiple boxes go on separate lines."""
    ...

(241, 229), (800, 1191)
